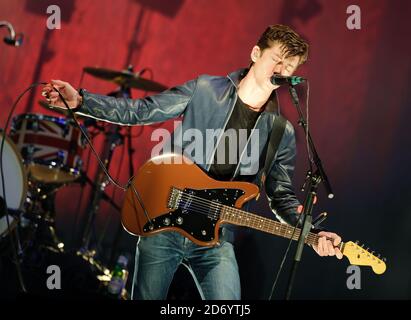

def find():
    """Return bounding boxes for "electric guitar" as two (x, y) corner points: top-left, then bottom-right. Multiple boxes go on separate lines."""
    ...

(121, 153), (387, 275)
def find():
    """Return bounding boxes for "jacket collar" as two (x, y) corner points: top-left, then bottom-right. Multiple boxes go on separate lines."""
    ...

(227, 68), (279, 114)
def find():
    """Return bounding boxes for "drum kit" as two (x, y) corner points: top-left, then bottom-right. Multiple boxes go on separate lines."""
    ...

(0, 66), (167, 297)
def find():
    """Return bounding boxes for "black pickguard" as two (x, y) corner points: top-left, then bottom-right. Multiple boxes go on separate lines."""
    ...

(143, 188), (245, 242)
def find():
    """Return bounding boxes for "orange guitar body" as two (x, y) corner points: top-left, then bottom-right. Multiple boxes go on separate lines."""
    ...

(121, 153), (259, 246)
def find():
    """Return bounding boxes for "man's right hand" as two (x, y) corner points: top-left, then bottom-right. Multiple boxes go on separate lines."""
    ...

(42, 80), (82, 109)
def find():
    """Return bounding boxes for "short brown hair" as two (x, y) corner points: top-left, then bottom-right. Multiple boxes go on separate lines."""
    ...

(256, 24), (309, 65)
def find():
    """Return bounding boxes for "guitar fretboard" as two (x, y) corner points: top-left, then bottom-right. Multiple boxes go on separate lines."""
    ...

(221, 206), (320, 246)
(171, 187), (338, 249)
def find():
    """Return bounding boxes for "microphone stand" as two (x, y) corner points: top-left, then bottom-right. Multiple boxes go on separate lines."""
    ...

(284, 85), (334, 300)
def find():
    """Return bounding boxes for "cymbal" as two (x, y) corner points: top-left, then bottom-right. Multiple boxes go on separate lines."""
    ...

(83, 67), (168, 92)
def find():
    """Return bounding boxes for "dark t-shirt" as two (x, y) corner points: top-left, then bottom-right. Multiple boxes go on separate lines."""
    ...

(208, 96), (261, 180)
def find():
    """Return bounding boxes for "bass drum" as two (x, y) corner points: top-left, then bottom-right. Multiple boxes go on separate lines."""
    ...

(0, 132), (27, 238)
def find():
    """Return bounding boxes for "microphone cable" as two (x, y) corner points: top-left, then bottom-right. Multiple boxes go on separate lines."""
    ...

(50, 85), (152, 224)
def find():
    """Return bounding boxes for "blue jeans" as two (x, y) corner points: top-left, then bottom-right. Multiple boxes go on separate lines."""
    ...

(131, 230), (241, 300)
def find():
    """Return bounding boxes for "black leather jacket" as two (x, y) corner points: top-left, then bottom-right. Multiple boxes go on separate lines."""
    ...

(77, 68), (301, 226)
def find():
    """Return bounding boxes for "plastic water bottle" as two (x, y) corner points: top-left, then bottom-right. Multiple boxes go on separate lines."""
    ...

(107, 255), (129, 298)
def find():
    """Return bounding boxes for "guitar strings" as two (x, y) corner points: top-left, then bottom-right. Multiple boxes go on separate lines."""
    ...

(173, 190), (320, 245)
(176, 195), (319, 245)
(175, 190), (318, 242)
(170, 190), (371, 256)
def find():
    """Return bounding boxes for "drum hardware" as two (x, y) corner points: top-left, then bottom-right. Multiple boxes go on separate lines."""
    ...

(35, 81), (127, 286)
(79, 65), (157, 266)
(77, 173), (122, 213)
(78, 122), (124, 258)
(4, 110), (89, 256)
(75, 77), (138, 270)
(22, 182), (65, 252)
(0, 198), (19, 240)
(0, 131), (29, 294)
(1, 64), (167, 296)
(0, 84), (107, 296)
(0, 133), (28, 239)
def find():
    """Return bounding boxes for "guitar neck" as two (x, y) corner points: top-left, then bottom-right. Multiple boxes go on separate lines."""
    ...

(221, 206), (322, 247)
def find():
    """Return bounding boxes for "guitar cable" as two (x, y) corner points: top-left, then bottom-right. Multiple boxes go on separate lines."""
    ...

(50, 85), (153, 226)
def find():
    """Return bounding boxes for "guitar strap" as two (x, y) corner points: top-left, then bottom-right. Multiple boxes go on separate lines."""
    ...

(258, 114), (287, 192)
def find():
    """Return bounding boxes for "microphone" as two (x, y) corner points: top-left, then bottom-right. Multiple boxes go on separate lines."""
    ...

(3, 34), (23, 47)
(271, 74), (305, 86)
(1, 21), (23, 47)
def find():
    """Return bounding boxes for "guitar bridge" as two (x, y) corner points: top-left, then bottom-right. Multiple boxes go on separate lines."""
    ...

(167, 187), (182, 210)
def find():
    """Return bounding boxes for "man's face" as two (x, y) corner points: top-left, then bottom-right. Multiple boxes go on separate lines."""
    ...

(250, 42), (301, 89)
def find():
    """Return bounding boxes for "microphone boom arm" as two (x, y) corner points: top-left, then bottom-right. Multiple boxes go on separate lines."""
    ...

(1, 21), (23, 47)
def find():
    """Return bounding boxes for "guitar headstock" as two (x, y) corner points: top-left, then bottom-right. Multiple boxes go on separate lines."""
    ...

(342, 241), (387, 274)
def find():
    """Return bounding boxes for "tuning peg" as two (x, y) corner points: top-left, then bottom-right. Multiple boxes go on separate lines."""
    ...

(383, 257), (387, 262)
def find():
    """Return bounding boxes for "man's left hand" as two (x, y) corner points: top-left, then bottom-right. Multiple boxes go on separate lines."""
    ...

(312, 231), (343, 259)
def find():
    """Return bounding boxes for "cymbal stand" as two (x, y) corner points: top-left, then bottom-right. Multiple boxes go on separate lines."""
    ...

(23, 180), (65, 252)
(77, 72), (139, 263)
(78, 120), (123, 260)
(107, 67), (136, 265)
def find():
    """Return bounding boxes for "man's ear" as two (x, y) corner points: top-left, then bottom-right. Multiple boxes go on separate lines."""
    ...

(250, 46), (261, 62)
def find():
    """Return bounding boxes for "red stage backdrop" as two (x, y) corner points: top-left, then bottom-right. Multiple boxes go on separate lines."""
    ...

(1, 0), (411, 299)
